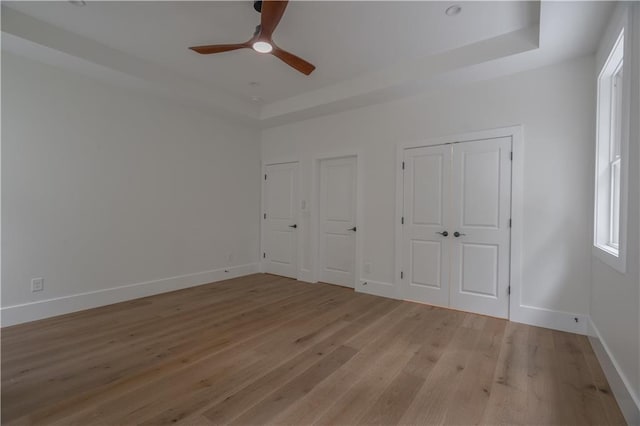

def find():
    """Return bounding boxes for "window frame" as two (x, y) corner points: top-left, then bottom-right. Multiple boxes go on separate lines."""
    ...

(593, 29), (628, 272)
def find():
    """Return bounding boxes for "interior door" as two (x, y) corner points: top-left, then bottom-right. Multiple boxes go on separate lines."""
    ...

(402, 145), (452, 306)
(318, 157), (357, 287)
(449, 137), (512, 318)
(263, 162), (299, 279)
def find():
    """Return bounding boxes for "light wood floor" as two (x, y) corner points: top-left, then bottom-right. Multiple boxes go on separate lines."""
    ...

(2, 273), (626, 425)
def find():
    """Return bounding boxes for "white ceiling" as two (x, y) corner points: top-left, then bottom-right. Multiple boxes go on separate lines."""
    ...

(1, 1), (614, 126)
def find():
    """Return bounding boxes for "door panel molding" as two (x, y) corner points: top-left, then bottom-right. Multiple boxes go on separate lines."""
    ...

(318, 156), (357, 287)
(450, 137), (512, 318)
(395, 126), (524, 320)
(402, 144), (452, 306)
(311, 151), (364, 289)
(261, 161), (300, 279)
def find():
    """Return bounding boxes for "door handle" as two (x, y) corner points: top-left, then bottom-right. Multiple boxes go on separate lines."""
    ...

(348, 227), (357, 232)
(437, 231), (449, 237)
(289, 224), (297, 229)
(453, 231), (466, 237)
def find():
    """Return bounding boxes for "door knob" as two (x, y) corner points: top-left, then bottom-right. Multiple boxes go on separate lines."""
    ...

(437, 231), (449, 237)
(348, 226), (357, 232)
(289, 224), (297, 228)
(454, 231), (466, 237)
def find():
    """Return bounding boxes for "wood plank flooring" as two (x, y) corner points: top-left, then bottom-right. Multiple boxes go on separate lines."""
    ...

(1, 273), (626, 425)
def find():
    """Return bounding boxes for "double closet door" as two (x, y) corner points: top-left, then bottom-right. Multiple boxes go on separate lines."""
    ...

(401, 137), (512, 318)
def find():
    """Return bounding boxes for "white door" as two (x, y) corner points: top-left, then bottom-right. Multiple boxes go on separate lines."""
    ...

(318, 157), (357, 287)
(402, 145), (452, 306)
(263, 162), (299, 279)
(401, 137), (512, 318)
(449, 138), (511, 318)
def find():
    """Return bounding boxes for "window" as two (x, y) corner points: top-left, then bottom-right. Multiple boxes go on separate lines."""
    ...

(594, 29), (626, 271)
(609, 63), (623, 249)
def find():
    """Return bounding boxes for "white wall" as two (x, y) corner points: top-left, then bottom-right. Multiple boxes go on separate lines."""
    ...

(2, 52), (261, 324)
(262, 55), (596, 324)
(590, 3), (640, 423)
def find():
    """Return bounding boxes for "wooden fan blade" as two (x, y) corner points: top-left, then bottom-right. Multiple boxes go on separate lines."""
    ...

(189, 43), (249, 54)
(271, 46), (315, 75)
(260, 0), (289, 39)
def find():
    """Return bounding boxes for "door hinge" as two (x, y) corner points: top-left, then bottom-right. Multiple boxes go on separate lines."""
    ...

(264, 174), (267, 180)
(510, 152), (513, 161)
(264, 213), (267, 219)
(263, 252), (266, 259)
(402, 161), (405, 170)
(509, 218), (512, 228)
(400, 271), (404, 279)
(401, 216), (404, 225)
(508, 285), (511, 295)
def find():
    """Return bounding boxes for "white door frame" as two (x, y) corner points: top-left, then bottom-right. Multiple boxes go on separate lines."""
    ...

(260, 159), (301, 279)
(395, 126), (524, 320)
(311, 151), (364, 289)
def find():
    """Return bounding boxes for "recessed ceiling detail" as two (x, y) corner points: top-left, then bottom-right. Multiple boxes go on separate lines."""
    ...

(1, 1), (614, 127)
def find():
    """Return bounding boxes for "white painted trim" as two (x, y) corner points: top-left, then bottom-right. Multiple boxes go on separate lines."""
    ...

(510, 305), (588, 335)
(1, 263), (259, 327)
(398, 126), (524, 151)
(260, 160), (300, 280)
(509, 127), (525, 323)
(394, 143), (405, 299)
(298, 269), (315, 284)
(311, 150), (364, 290)
(394, 125), (524, 321)
(593, 17), (629, 274)
(358, 280), (401, 300)
(589, 319), (640, 425)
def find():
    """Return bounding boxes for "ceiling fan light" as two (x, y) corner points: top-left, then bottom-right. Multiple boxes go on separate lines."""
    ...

(252, 41), (273, 53)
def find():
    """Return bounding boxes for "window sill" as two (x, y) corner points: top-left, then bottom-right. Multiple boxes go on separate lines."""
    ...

(593, 244), (626, 273)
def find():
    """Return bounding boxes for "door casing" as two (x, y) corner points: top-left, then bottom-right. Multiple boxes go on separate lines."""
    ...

(395, 126), (524, 320)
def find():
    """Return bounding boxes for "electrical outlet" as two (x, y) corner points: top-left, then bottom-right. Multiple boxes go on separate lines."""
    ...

(31, 278), (44, 292)
(227, 253), (233, 264)
(363, 263), (372, 274)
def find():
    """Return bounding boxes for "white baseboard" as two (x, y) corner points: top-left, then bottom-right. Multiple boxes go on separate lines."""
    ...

(510, 304), (589, 335)
(297, 269), (315, 284)
(589, 319), (640, 425)
(354, 282), (588, 336)
(1, 263), (259, 327)
(357, 279), (401, 300)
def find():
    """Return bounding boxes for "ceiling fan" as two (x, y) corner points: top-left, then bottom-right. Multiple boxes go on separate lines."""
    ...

(189, 0), (315, 75)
